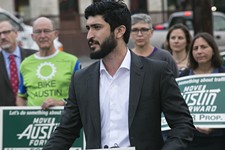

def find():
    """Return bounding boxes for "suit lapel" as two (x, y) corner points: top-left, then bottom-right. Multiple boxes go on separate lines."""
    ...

(86, 54), (145, 134)
(20, 48), (27, 61)
(129, 52), (145, 127)
(88, 62), (101, 138)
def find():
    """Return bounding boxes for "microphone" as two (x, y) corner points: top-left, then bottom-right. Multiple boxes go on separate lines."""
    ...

(104, 143), (119, 148)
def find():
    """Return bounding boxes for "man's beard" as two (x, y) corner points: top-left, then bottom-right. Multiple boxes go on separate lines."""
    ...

(89, 33), (117, 59)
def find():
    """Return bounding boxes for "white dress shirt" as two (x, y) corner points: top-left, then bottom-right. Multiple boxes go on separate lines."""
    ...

(100, 49), (131, 148)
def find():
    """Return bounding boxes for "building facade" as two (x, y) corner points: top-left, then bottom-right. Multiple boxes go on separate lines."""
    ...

(0, 0), (167, 56)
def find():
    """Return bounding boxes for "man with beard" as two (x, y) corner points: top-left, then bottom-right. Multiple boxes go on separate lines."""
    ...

(0, 20), (36, 106)
(16, 17), (81, 109)
(43, 1), (194, 150)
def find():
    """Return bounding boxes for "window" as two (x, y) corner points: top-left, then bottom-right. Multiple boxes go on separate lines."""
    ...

(213, 16), (225, 31)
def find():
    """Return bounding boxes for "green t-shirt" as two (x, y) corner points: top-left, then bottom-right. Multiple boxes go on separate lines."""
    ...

(18, 51), (80, 106)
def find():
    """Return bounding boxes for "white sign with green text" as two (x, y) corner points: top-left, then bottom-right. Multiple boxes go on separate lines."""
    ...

(0, 106), (84, 150)
(162, 73), (225, 131)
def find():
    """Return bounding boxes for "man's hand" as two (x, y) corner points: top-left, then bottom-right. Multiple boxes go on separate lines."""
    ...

(41, 98), (65, 110)
(16, 96), (27, 106)
(196, 127), (213, 134)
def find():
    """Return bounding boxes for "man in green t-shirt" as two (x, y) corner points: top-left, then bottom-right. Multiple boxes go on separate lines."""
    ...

(16, 17), (81, 109)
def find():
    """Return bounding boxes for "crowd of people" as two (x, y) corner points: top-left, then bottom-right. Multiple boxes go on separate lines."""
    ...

(0, 0), (225, 150)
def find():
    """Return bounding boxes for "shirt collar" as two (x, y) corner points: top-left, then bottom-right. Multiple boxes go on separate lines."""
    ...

(100, 48), (131, 72)
(34, 50), (59, 60)
(189, 68), (220, 75)
(2, 46), (21, 59)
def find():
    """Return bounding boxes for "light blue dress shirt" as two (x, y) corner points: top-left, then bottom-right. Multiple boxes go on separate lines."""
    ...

(2, 46), (21, 80)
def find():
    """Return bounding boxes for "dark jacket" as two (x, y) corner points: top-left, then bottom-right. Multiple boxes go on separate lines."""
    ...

(43, 51), (194, 150)
(0, 48), (36, 106)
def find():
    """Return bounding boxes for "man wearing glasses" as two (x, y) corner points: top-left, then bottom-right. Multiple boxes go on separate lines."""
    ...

(16, 17), (81, 109)
(0, 20), (36, 106)
(130, 13), (178, 77)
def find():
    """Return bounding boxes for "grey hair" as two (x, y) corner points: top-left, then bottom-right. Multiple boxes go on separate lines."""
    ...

(131, 13), (153, 29)
(0, 20), (18, 31)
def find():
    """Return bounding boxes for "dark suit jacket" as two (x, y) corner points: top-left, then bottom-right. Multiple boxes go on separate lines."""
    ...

(0, 48), (36, 106)
(43, 51), (194, 150)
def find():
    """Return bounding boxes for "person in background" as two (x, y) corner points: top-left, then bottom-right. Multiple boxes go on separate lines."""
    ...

(130, 13), (178, 77)
(164, 24), (192, 76)
(0, 20), (36, 106)
(180, 32), (225, 150)
(43, 1), (194, 149)
(16, 17), (81, 109)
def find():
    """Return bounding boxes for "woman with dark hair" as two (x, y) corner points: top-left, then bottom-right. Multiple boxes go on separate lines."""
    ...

(165, 24), (192, 75)
(180, 32), (224, 76)
(180, 32), (225, 150)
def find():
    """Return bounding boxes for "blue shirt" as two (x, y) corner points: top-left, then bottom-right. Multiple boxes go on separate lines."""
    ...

(2, 46), (21, 80)
(189, 68), (219, 75)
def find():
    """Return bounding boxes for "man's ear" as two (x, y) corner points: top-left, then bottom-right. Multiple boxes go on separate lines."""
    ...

(53, 30), (59, 39)
(115, 25), (126, 39)
(31, 34), (35, 40)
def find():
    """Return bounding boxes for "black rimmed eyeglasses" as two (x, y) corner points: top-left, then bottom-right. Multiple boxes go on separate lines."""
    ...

(131, 28), (151, 34)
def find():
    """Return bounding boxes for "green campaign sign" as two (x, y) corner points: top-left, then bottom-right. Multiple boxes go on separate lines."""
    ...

(0, 106), (84, 150)
(162, 73), (225, 131)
